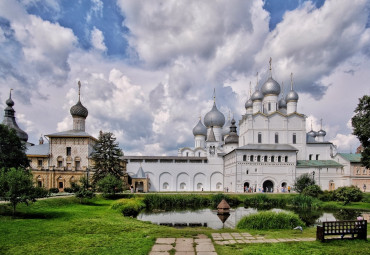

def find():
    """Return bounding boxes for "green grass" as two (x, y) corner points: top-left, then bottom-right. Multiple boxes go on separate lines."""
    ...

(0, 195), (369, 255)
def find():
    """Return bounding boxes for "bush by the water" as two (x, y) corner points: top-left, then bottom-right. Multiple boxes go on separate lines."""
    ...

(243, 194), (287, 209)
(333, 186), (363, 205)
(237, 211), (305, 230)
(143, 194), (210, 209)
(293, 173), (315, 193)
(318, 190), (334, 201)
(112, 198), (146, 217)
(302, 185), (323, 198)
(290, 195), (321, 209)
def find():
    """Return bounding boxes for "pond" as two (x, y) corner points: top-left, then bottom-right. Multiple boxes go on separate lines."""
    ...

(137, 207), (368, 229)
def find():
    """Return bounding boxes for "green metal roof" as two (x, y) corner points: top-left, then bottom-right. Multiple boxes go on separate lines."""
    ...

(296, 160), (343, 168)
(338, 153), (362, 163)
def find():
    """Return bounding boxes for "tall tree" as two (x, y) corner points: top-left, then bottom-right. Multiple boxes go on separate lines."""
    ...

(0, 124), (29, 170)
(91, 131), (124, 185)
(352, 95), (370, 168)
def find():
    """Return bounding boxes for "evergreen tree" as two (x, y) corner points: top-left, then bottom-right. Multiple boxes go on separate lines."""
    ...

(0, 124), (29, 170)
(352, 95), (370, 168)
(91, 131), (124, 185)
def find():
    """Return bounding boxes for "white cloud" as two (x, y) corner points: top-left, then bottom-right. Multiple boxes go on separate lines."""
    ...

(90, 27), (107, 51)
(86, 0), (103, 23)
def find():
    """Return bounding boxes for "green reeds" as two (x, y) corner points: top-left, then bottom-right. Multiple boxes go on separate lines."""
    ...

(111, 197), (146, 217)
(237, 211), (305, 230)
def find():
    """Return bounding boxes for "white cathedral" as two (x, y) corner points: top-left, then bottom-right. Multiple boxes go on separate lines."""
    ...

(125, 65), (347, 193)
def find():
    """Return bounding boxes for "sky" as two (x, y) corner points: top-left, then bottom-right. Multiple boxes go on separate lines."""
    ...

(0, 0), (369, 156)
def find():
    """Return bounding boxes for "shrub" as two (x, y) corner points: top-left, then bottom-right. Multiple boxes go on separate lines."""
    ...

(143, 194), (210, 210)
(33, 187), (49, 198)
(97, 174), (123, 198)
(237, 211), (305, 230)
(243, 194), (287, 209)
(49, 188), (59, 193)
(333, 186), (363, 205)
(74, 176), (95, 203)
(112, 198), (146, 217)
(63, 187), (73, 193)
(289, 195), (321, 209)
(318, 190), (334, 201)
(293, 173), (315, 193)
(302, 185), (323, 198)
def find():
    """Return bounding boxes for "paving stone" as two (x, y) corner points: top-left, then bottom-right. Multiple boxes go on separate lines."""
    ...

(241, 233), (252, 237)
(221, 233), (233, 240)
(211, 233), (222, 237)
(197, 234), (208, 239)
(236, 240), (245, 244)
(244, 237), (256, 240)
(151, 244), (173, 252)
(228, 240), (236, 244)
(175, 252), (195, 255)
(197, 252), (217, 255)
(231, 233), (242, 237)
(276, 238), (288, 242)
(176, 238), (193, 244)
(149, 252), (169, 255)
(244, 240), (251, 244)
(156, 238), (176, 244)
(249, 240), (259, 243)
(212, 237), (223, 241)
(196, 244), (215, 252)
(195, 238), (212, 244)
(214, 241), (224, 245)
(175, 243), (194, 252)
(264, 239), (278, 243)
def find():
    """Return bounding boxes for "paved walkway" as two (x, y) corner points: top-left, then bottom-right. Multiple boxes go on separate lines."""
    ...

(150, 234), (217, 255)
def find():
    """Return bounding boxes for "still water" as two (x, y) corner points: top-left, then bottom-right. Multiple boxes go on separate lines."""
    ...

(137, 207), (367, 229)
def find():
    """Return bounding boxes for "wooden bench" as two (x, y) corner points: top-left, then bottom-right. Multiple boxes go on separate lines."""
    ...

(316, 220), (367, 241)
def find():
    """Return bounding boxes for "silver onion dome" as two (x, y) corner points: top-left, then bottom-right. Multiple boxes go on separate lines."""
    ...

(70, 100), (88, 118)
(261, 77), (281, 96)
(245, 98), (253, 109)
(278, 97), (287, 109)
(286, 90), (299, 102)
(192, 119), (207, 136)
(204, 102), (225, 128)
(317, 129), (326, 137)
(307, 130), (317, 137)
(251, 90), (263, 101)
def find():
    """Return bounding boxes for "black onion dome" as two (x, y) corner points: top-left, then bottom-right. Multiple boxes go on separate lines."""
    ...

(70, 100), (88, 118)
(261, 77), (281, 96)
(204, 103), (225, 128)
(6, 97), (14, 107)
(278, 97), (287, 109)
(192, 119), (207, 136)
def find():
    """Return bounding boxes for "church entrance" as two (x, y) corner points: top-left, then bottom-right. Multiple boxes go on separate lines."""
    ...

(263, 180), (274, 193)
(244, 182), (250, 192)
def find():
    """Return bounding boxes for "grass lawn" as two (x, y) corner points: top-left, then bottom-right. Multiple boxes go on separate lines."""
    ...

(0, 196), (369, 255)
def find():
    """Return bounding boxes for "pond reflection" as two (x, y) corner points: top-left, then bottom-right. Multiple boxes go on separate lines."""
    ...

(137, 207), (367, 230)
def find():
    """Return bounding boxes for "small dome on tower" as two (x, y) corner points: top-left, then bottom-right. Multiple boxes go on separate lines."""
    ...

(204, 102), (225, 128)
(286, 90), (299, 102)
(307, 130), (317, 138)
(245, 99), (253, 109)
(251, 90), (263, 101)
(6, 97), (14, 107)
(261, 77), (281, 96)
(70, 101), (88, 118)
(192, 119), (207, 136)
(278, 97), (287, 109)
(317, 129), (326, 137)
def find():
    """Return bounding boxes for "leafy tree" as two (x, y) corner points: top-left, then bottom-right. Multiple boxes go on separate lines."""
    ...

(0, 168), (47, 214)
(0, 124), (29, 170)
(293, 173), (315, 193)
(333, 186), (363, 205)
(91, 131), (124, 185)
(352, 95), (370, 168)
(302, 185), (323, 198)
(97, 174), (123, 198)
(74, 176), (95, 203)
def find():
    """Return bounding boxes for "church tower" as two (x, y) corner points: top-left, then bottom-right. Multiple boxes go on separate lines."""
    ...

(70, 81), (88, 131)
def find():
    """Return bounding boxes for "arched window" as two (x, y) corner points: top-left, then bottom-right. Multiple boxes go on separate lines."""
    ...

(268, 102), (271, 111)
(264, 156), (268, 162)
(271, 156), (275, 162)
(258, 133), (262, 143)
(163, 182), (169, 190)
(285, 156), (288, 162)
(198, 152), (201, 157)
(257, 155), (261, 162)
(275, 133), (279, 144)
(293, 133), (297, 144)
(197, 183), (203, 190)
(37, 176), (43, 187)
(216, 182), (222, 190)
(180, 182), (186, 190)
(250, 155), (254, 162)
(243, 155), (247, 161)
(278, 156), (281, 162)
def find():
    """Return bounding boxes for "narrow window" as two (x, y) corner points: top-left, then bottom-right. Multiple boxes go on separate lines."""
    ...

(198, 152), (201, 157)
(66, 147), (71, 156)
(257, 155), (261, 162)
(278, 156), (281, 162)
(246, 170), (249, 175)
(75, 161), (80, 170)
(58, 182), (64, 189)
(293, 133), (297, 144)
(309, 154), (312, 160)
(186, 152), (189, 157)
(275, 133), (279, 144)
(271, 156), (275, 162)
(285, 156), (288, 162)
(258, 133), (262, 143)
(264, 156), (268, 162)
(37, 181), (42, 187)
(268, 102), (271, 111)
(58, 160), (63, 168)
(316, 154), (319, 160)
(250, 155), (254, 162)
(38, 159), (43, 167)
(243, 155), (247, 161)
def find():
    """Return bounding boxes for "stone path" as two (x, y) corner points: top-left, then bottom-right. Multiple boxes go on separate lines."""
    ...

(150, 235), (217, 255)
(211, 232), (315, 245)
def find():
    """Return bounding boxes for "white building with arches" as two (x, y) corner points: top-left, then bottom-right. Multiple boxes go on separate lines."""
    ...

(126, 63), (345, 193)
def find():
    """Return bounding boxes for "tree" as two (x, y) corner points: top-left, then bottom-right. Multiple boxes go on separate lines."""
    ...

(302, 184), (323, 198)
(333, 186), (363, 205)
(293, 173), (316, 193)
(91, 131), (124, 185)
(352, 95), (370, 168)
(97, 174), (123, 198)
(74, 176), (95, 203)
(0, 124), (29, 170)
(0, 167), (47, 214)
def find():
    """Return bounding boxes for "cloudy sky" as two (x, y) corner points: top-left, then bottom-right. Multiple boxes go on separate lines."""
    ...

(1, 0), (369, 155)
